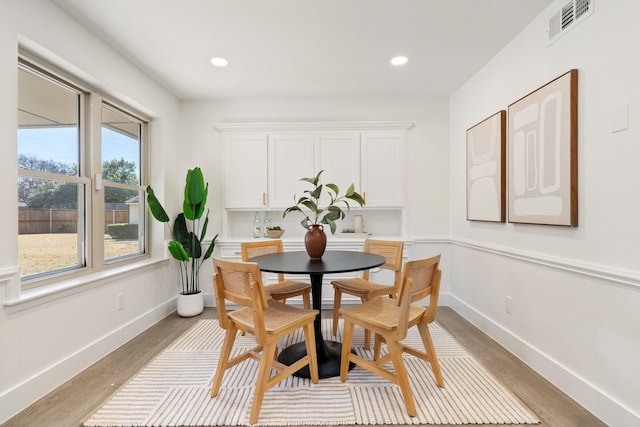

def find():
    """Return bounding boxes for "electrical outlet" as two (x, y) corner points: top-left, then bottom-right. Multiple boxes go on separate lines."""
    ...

(504, 295), (512, 315)
(117, 292), (125, 311)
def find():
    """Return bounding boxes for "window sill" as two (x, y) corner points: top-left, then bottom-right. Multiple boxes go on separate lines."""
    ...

(3, 257), (169, 313)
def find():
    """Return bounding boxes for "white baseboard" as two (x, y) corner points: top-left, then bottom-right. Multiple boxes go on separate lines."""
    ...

(449, 295), (639, 427)
(0, 298), (176, 424)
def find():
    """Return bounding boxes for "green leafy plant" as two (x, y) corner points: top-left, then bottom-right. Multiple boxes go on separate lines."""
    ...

(283, 170), (365, 234)
(146, 167), (218, 295)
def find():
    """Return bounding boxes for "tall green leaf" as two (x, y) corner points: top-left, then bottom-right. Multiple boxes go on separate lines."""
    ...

(200, 212), (209, 241)
(146, 186), (169, 223)
(182, 232), (202, 258)
(183, 167), (206, 220)
(167, 240), (189, 261)
(172, 213), (189, 243)
(202, 234), (218, 261)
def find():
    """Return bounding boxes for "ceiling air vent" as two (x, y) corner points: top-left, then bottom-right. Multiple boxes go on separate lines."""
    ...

(548, 0), (594, 44)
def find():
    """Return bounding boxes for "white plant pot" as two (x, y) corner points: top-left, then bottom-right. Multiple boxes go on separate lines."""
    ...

(177, 291), (204, 317)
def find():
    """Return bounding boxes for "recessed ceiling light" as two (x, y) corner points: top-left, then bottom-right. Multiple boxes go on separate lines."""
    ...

(210, 57), (229, 67)
(390, 56), (408, 66)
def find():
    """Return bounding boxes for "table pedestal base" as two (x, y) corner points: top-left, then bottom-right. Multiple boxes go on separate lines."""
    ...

(250, 251), (385, 379)
(278, 340), (355, 379)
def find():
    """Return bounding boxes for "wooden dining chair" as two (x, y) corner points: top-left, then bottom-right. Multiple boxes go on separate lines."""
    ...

(339, 255), (444, 417)
(211, 257), (319, 424)
(241, 240), (311, 309)
(330, 239), (404, 347)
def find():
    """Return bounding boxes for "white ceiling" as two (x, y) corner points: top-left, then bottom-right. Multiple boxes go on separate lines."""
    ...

(52, 0), (554, 100)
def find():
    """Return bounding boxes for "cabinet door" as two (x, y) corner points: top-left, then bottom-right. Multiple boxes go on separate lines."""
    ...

(361, 130), (405, 207)
(268, 133), (315, 208)
(224, 133), (268, 208)
(315, 132), (361, 206)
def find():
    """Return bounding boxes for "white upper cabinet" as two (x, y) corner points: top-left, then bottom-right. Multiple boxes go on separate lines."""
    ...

(315, 132), (361, 206)
(268, 133), (315, 208)
(361, 130), (405, 207)
(223, 133), (268, 209)
(218, 122), (411, 211)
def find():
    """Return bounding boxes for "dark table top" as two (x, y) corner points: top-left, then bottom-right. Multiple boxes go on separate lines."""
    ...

(248, 250), (385, 275)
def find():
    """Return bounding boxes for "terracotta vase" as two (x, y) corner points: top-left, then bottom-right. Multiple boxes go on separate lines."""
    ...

(304, 224), (327, 259)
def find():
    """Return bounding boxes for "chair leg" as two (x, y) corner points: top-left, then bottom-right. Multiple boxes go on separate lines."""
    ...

(332, 287), (342, 336)
(361, 297), (372, 349)
(302, 321), (319, 383)
(250, 341), (277, 424)
(387, 339), (417, 417)
(373, 333), (383, 360)
(211, 325), (238, 397)
(302, 291), (311, 310)
(340, 319), (355, 382)
(416, 321), (445, 388)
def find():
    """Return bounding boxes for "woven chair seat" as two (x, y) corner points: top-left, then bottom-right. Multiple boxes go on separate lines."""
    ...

(330, 277), (394, 298)
(341, 296), (426, 330)
(229, 299), (316, 333)
(265, 279), (311, 297)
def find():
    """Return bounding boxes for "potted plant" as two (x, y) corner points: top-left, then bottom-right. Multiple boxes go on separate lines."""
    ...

(283, 170), (365, 258)
(146, 167), (218, 317)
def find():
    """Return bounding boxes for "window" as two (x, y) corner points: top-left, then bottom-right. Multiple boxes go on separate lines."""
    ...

(17, 56), (148, 285)
(101, 104), (146, 263)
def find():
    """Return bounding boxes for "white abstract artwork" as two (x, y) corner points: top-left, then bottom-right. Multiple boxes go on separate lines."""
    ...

(507, 70), (578, 226)
(466, 111), (505, 222)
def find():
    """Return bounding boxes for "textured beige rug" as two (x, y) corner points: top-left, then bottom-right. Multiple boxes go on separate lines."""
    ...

(84, 318), (539, 426)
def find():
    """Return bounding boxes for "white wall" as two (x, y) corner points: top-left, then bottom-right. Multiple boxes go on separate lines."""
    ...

(0, 0), (182, 422)
(449, 1), (640, 425)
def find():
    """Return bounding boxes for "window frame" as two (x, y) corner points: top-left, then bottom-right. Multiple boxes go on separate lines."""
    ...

(18, 54), (150, 289)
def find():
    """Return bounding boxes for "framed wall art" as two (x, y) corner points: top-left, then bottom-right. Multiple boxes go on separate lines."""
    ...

(507, 69), (578, 226)
(466, 110), (506, 222)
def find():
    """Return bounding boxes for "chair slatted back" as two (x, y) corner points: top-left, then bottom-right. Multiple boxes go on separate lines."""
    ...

(404, 254), (441, 323)
(241, 240), (286, 282)
(392, 255), (442, 339)
(213, 257), (269, 341)
(422, 267), (441, 323)
(393, 276), (414, 341)
(362, 239), (404, 286)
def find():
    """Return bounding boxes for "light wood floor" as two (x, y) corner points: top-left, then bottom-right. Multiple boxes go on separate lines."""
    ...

(3, 307), (606, 427)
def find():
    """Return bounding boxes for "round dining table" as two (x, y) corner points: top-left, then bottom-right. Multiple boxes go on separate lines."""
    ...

(248, 249), (385, 378)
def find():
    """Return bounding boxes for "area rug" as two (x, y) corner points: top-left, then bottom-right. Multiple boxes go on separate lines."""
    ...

(84, 318), (539, 426)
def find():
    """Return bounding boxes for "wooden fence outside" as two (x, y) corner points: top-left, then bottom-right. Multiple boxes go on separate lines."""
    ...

(19, 208), (130, 234)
